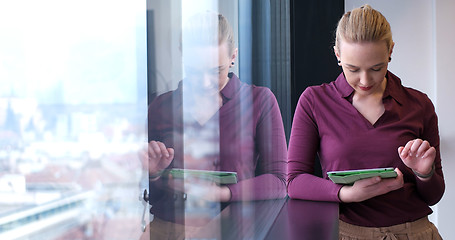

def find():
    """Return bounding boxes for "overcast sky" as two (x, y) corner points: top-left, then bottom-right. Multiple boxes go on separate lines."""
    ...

(0, 0), (147, 104)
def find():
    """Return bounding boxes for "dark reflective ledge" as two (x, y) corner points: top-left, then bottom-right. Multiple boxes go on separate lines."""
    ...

(190, 197), (339, 240)
(265, 198), (339, 240)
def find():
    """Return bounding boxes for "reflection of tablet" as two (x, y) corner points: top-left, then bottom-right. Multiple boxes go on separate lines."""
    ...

(327, 167), (397, 185)
(169, 168), (238, 185)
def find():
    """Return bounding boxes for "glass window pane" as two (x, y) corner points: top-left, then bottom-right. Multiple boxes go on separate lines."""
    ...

(146, 0), (290, 239)
(0, 1), (147, 239)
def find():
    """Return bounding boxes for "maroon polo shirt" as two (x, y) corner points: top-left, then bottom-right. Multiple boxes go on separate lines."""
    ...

(148, 73), (287, 221)
(287, 71), (445, 227)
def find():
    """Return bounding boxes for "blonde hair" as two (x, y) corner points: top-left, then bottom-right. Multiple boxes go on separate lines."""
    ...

(335, 4), (393, 53)
(182, 11), (235, 56)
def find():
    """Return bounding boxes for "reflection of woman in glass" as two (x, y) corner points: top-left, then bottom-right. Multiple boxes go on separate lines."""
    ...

(141, 11), (287, 239)
(287, 4), (444, 239)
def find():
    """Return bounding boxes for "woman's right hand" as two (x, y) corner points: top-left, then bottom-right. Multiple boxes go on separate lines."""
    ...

(139, 141), (174, 178)
(338, 168), (404, 203)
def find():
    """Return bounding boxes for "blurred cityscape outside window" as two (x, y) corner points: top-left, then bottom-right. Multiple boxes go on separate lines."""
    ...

(0, 0), (290, 239)
(0, 1), (148, 239)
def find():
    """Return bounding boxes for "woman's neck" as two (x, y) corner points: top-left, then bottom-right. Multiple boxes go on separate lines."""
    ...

(351, 77), (387, 125)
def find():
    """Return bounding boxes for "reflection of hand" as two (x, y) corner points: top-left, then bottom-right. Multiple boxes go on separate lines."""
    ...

(338, 168), (404, 203)
(139, 141), (174, 179)
(169, 176), (232, 202)
(398, 139), (436, 180)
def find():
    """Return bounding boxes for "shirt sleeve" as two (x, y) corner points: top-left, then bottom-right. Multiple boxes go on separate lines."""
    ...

(228, 88), (287, 201)
(146, 93), (177, 205)
(414, 97), (445, 205)
(287, 88), (342, 202)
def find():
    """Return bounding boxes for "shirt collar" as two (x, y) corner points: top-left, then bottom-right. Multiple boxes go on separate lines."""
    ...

(335, 72), (354, 98)
(335, 71), (405, 105)
(220, 72), (241, 103)
(383, 71), (405, 105)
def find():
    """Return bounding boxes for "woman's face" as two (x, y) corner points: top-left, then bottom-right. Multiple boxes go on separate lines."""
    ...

(335, 40), (393, 97)
(183, 42), (236, 96)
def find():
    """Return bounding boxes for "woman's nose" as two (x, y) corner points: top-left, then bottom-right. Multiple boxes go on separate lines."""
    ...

(359, 72), (370, 86)
(202, 73), (212, 86)
(202, 73), (216, 89)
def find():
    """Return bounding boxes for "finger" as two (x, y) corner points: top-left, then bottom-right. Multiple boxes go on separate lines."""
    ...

(415, 140), (430, 158)
(398, 146), (405, 159)
(400, 140), (414, 158)
(148, 141), (163, 171)
(381, 168), (404, 191)
(354, 176), (381, 188)
(395, 168), (404, 183)
(167, 173), (174, 186)
(156, 141), (170, 158)
(160, 148), (174, 166)
(157, 148), (174, 170)
(167, 148), (175, 159)
(369, 169), (403, 195)
(409, 139), (423, 157)
(148, 141), (160, 158)
(421, 146), (436, 160)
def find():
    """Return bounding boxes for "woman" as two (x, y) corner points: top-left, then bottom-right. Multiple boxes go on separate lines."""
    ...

(141, 12), (287, 239)
(287, 4), (444, 239)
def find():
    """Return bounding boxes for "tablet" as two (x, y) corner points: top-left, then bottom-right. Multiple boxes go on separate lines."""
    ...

(168, 168), (238, 185)
(327, 167), (397, 185)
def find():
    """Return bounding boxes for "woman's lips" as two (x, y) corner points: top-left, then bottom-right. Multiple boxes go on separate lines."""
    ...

(359, 86), (372, 91)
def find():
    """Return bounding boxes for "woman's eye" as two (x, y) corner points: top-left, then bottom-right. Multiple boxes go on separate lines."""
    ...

(371, 68), (382, 72)
(349, 69), (359, 73)
(210, 69), (221, 75)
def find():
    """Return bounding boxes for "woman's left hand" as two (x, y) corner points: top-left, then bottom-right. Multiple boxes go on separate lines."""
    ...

(168, 176), (232, 202)
(186, 178), (232, 202)
(398, 139), (435, 179)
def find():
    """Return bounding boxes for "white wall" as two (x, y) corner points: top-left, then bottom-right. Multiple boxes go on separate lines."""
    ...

(344, 0), (436, 99)
(434, 1), (455, 238)
(345, 0), (454, 238)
